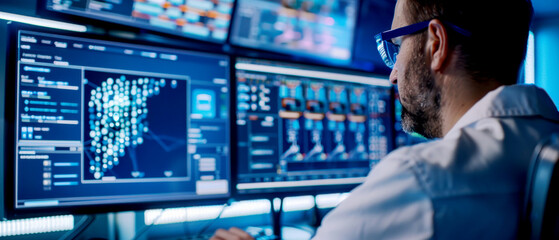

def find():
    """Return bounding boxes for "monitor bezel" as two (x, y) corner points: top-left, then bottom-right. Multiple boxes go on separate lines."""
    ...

(230, 56), (394, 200)
(3, 22), (234, 219)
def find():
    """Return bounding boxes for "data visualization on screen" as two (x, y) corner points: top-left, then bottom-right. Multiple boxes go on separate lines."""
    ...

(46, 0), (234, 42)
(235, 58), (392, 194)
(230, 0), (357, 64)
(11, 30), (230, 211)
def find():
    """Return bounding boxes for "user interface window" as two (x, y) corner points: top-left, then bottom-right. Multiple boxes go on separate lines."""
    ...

(13, 30), (230, 209)
(235, 58), (392, 193)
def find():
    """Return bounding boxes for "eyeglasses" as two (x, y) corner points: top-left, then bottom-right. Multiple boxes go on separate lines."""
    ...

(374, 20), (471, 69)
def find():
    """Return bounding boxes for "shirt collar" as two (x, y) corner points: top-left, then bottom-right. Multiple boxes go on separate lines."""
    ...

(445, 84), (559, 138)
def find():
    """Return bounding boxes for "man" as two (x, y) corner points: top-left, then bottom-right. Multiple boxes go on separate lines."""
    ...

(212, 0), (559, 239)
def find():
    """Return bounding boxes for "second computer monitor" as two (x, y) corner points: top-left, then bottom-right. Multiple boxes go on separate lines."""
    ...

(234, 58), (393, 195)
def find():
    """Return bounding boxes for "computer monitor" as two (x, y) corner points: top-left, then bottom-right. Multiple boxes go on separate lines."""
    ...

(230, 0), (358, 65)
(234, 58), (393, 196)
(44, 0), (234, 43)
(3, 24), (231, 218)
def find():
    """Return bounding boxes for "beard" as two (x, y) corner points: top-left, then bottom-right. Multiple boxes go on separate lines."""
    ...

(399, 37), (443, 139)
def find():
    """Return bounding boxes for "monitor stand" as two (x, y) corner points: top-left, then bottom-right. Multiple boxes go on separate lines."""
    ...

(311, 202), (323, 229)
(266, 197), (315, 240)
(270, 197), (283, 240)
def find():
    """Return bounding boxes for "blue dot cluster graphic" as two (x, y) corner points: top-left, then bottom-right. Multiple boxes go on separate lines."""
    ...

(87, 75), (177, 179)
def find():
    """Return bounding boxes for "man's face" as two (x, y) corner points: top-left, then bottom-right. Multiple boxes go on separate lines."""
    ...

(389, 0), (442, 139)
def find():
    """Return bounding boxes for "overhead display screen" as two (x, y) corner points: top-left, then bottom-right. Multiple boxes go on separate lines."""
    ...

(230, 0), (358, 64)
(46, 0), (234, 42)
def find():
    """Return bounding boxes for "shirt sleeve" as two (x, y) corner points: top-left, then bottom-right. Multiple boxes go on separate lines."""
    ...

(312, 152), (433, 240)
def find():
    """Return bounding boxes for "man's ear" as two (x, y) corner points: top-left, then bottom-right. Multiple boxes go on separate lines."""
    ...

(427, 19), (449, 72)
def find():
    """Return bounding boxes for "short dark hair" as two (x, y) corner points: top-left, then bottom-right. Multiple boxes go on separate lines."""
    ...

(405, 0), (533, 85)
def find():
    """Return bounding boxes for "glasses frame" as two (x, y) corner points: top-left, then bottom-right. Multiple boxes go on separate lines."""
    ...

(375, 19), (472, 69)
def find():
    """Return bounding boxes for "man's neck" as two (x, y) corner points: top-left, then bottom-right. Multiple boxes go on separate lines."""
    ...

(439, 74), (502, 137)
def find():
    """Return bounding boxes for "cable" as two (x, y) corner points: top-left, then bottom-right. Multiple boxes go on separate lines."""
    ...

(58, 215), (96, 240)
(132, 209), (167, 240)
(196, 203), (228, 237)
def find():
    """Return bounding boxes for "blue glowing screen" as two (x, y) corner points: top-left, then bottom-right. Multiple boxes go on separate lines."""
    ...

(46, 0), (234, 42)
(230, 0), (357, 64)
(235, 58), (392, 194)
(13, 30), (231, 209)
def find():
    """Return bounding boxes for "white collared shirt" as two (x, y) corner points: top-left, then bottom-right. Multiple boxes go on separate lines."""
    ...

(313, 84), (559, 240)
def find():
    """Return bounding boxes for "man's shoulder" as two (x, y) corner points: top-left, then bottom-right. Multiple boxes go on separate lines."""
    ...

(382, 116), (559, 198)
